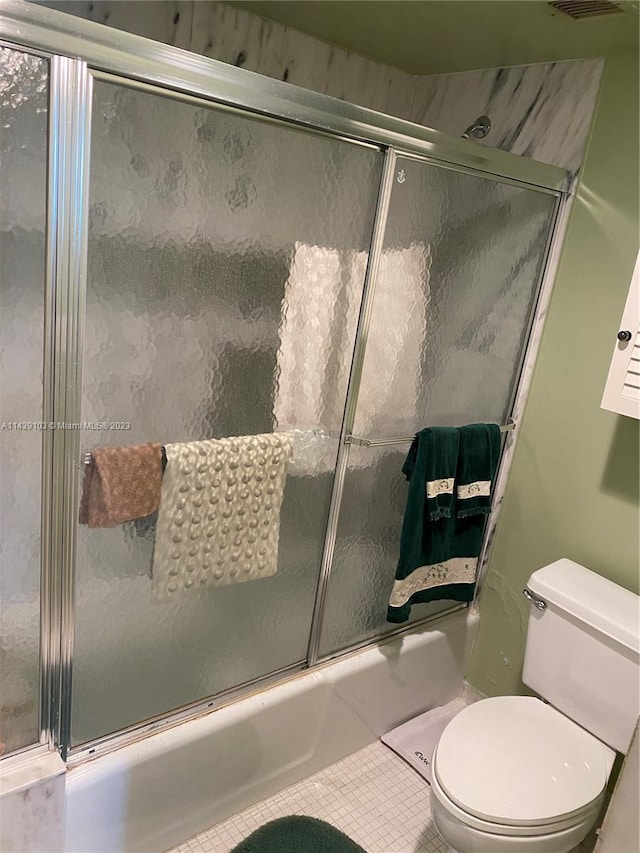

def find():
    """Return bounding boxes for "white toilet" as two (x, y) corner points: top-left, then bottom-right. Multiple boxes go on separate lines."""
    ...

(430, 558), (639, 853)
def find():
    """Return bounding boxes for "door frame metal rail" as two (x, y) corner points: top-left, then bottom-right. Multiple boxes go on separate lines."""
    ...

(0, 0), (570, 764)
(41, 55), (93, 760)
(473, 186), (574, 604)
(305, 149), (397, 666)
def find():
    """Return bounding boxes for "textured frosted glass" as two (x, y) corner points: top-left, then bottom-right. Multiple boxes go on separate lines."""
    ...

(319, 157), (557, 656)
(0, 49), (48, 754)
(71, 81), (381, 744)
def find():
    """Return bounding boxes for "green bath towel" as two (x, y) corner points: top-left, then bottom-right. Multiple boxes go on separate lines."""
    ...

(229, 815), (368, 853)
(456, 424), (501, 518)
(401, 427), (460, 521)
(387, 423), (501, 624)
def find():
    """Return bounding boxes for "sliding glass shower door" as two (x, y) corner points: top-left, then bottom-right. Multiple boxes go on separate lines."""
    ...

(0, 47), (48, 756)
(70, 78), (382, 745)
(318, 156), (559, 657)
(71, 97), (560, 742)
(0, 4), (570, 762)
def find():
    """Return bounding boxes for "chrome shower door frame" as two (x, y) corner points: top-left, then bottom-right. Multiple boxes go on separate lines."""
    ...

(0, 0), (570, 763)
(41, 55), (92, 758)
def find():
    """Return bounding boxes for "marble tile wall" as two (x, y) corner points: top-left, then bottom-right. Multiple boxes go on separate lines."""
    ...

(38, 0), (415, 119)
(0, 752), (66, 853)
(41, 0), (194, 50)
(36, 1), (604, 174)
(410, 59), (605, 176)
(188, 1), (415, 118)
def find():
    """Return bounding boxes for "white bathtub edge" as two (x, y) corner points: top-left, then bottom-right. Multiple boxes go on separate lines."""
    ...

(65, 609), (478, 852)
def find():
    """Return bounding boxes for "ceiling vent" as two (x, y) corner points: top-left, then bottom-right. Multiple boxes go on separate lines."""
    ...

(549, 0), (624, 17)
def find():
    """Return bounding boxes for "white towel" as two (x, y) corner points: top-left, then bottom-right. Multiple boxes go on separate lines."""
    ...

(152, 433), (292, 600)
(352, 243), (431, 436)
(274, 242), (430, 471)
(275, 243), (351, 432)
(274, 243), (363, 476)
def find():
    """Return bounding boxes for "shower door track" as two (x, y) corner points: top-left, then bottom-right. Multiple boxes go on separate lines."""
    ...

(0, 0), (570, 764)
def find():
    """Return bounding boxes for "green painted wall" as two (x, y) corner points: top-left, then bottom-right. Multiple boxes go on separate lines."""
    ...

(467, 50), (640, 697)
(233, 1), (639, 75)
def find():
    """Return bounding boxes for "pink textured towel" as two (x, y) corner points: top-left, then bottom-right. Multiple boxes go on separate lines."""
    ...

(79, 442), (163, 528)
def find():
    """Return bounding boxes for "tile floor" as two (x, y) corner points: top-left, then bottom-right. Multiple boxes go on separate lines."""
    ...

(166, 740), (448, 853)
(166, 738), (598, 853)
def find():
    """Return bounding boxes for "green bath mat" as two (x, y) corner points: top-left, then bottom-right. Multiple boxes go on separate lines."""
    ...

(230, 815), (368, 853)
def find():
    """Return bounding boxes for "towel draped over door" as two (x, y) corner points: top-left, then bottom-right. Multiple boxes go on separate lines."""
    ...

(387, 423), (501, 623)
(152, 432), (292, 600)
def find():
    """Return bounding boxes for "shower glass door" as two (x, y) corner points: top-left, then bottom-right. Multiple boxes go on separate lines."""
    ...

(0, 47), (48, 756)
(71, 77), (382, 745)
(318, 155), (558, 657)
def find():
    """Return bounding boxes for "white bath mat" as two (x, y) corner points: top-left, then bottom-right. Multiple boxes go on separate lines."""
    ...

(381, 698), (467, 785)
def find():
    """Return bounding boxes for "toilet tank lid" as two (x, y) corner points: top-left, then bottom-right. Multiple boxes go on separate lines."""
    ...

(528, 559), (639, 654)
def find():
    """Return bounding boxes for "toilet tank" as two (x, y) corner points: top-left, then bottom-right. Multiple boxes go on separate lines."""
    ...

(522, 559), (639, 754)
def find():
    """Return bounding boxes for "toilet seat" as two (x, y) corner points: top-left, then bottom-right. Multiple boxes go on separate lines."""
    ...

(430, 754), (602, 838)
(433, 696), (615, 831)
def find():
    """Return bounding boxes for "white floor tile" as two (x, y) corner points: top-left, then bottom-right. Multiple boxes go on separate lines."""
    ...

(165, 740), (445, 853)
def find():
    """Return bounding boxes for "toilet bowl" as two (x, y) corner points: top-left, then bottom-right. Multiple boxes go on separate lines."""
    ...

(428, 559), (639, 853)
(429, 696), (615, 853)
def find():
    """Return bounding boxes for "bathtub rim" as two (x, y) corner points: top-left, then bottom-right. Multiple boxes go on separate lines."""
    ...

(65, 601), (468, 767)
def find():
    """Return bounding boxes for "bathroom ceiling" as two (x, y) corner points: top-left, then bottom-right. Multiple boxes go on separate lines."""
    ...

(230, 0), (640, 74)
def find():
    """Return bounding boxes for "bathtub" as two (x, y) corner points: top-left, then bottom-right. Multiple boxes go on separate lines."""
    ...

(64, 609), (477, 852)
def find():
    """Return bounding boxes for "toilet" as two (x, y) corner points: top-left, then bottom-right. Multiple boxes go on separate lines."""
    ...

(430, 558), (639, 853)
